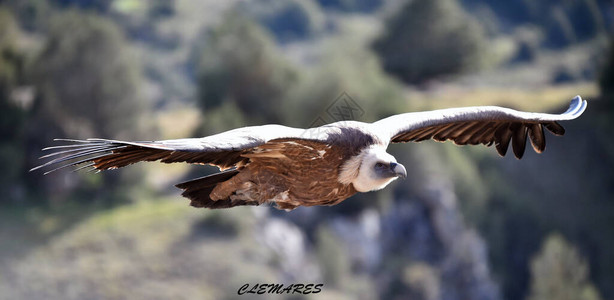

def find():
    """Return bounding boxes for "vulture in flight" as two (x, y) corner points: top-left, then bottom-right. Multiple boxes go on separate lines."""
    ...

(32, 96), (587, 210)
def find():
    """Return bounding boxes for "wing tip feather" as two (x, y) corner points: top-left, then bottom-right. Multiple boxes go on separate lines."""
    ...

(564, 95), (587, 118)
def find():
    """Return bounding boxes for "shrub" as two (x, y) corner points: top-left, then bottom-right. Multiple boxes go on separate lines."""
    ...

(372, 0), (487, 84)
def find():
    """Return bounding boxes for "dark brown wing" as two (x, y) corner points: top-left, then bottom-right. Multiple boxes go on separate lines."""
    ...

(31, 124), (308, 174)
(372, 96), (587, 159)
(30, 138), (248, 174)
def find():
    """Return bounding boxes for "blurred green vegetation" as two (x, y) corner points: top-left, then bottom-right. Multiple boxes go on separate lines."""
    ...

(33, 11), (147, 139)
(241, 0), (325, 43)
(196, 14), (299, 127)
(462, 0), (607, 48)
(373, 0), (487, 84)
(0, 1), (612, 299)
(26, 10), (151, 206)
(527, 233), (602, 300)
(0, 8), (27, 198)
(316, 225), (351, 287)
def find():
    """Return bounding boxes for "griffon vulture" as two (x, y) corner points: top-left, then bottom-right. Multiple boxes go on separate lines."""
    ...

(32, 96), (587, 210)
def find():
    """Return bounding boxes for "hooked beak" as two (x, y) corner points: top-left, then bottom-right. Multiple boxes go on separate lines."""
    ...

(390, 162), (407, 179)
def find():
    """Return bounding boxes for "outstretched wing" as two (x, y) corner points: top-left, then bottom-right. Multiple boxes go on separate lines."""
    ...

(372, 96), (587, 159)
(31, 124), (308, 174)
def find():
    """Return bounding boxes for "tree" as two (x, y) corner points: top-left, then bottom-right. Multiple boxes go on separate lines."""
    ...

(29, 11), (148, 201)
(527, 233), (602, 300)
(33, 10), (146, 140)
(372, 0), (487, 84)
(197, 14), (298, 128)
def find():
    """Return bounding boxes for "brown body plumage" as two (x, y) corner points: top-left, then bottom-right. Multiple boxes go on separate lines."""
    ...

(189, 139), (358, 210)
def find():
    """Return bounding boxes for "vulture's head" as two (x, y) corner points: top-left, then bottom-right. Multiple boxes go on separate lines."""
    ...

(339, 146), (407, 192)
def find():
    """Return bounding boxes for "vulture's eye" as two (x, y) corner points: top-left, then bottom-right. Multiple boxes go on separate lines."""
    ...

(375, 162), (385, 168)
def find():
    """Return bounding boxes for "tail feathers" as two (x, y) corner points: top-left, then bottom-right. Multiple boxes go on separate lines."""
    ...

(175, 170), (258, 209)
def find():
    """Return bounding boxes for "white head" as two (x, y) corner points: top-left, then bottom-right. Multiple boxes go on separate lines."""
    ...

(338, 146), (407, 193)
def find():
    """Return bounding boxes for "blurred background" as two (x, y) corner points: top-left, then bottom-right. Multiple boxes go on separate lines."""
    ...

(0, 0), (613, 299)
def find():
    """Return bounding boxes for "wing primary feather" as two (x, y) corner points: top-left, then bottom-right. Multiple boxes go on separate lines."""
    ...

(86, 138), (174, 150)
(544, 122), (565, 136)
(30, 146), (126, 172)
(431, 123), (458, 141)
(511, 124), (528, 159)
(71, 162), (96, 173)
(42, 142), (106, 151)
(449, 122), (480, 143)
(482, 124), (501, 144)
(43, 153), (113, 175)
(53, 138), (95, 143)
(39, 145), (114, 159)
(402, 127), (431, 141)
(528, 123), (546, 153)
(455, 122), (490, 145)
(494, 123), (513, 156)
(94, 149), (155, 170)
(414, 126), (440, 142)
(469, 122), (497, 145)
(562, 95), (585, 116)
(432, 122), (467, 141)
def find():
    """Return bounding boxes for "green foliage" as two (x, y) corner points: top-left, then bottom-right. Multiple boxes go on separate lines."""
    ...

(33, 10), (147, 139)
(276, 39), (407, 132)
(532, 0), (606, 48)
(197, 14), (298, 127)
(0, 8), (19, 57)
(312, 40), (407, 119)
(373, 0), (487, 84)
(462, 0), (608, 48)
(0, 0), (51, 31)
(0, 8), (27, 200)
(192, 210), (242, 237)
(197, 10), (405, 132)
(527, 233), (602, 300)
